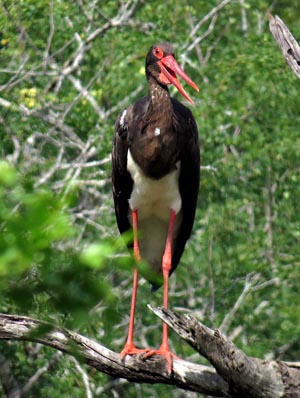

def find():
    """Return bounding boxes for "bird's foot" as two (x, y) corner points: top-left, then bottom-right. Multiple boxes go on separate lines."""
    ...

(142, 346), (180, 374)
(120, 343), (152, 358)
(121, 343), (179, 374)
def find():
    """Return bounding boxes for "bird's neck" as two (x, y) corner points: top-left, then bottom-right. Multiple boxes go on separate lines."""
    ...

(147, 76), (173, 116)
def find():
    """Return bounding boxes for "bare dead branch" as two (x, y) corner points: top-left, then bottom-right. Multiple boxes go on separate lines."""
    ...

(19, 352), (63, 398)
(239, 0), (248, 33)
(150, 307), (300, 398)
(219, 273), (278, 335)
(70, 357), (93, 398)
(264, 166), (277, 270)
(0, 353), (20, 398)
(0, 313), (229, 396)
(268, 13), (300, 79)
(43, 0), (55, 68)
(183, 0), (232, 52)
(183, 1), (230, 70)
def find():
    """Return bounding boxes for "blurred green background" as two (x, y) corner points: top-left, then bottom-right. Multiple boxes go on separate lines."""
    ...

(0, 1), (299, 397)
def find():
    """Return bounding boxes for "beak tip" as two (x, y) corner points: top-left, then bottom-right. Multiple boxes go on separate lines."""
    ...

(187, 97), (195, 105)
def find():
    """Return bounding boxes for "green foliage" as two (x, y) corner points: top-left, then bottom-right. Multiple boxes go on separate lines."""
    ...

(1, 0), (300, 397)
(0, 161), (117, 331)
(0, 163), (71, 279)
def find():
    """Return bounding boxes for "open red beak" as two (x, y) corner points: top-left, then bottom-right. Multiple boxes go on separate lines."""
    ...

(158, 55), (199, 104)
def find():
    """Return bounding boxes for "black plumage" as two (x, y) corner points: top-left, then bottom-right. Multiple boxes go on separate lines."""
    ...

(112, 43), (200, 285)
(112, 95), (200, 285)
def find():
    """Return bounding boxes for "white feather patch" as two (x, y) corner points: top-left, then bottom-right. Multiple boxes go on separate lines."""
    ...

(127, 150), (182, 218)
(127, 150), (182, 272)
(154, 127), (161, 136)
(119, 109), (127, 127)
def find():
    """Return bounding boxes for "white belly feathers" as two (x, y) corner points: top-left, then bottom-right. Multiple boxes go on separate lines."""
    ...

(127, 150), (182, 274)
(127, 150), (182, 219)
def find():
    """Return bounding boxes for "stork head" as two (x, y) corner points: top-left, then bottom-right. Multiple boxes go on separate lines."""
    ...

(145, 43), (199, 104)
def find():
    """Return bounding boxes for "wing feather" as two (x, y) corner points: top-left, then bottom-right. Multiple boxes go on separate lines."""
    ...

(170, 99), (200, 275)
(112, 107), (133, 234)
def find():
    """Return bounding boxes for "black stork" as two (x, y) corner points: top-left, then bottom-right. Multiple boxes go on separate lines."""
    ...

(112, 43), (200, 372)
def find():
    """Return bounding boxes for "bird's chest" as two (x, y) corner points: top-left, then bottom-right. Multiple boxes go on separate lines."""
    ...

(128, 122), (179, 179)
(127, 150), (182, 221)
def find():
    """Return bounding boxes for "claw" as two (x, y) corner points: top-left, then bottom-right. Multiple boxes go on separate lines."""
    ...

(142, 347), (179, 374)
(120, 343), (152, 358)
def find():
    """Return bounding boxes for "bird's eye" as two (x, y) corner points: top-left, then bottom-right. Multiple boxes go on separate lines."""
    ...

(153, 47), (164, 59)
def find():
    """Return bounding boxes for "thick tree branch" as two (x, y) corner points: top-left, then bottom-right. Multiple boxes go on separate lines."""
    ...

(150, 306), (300, 398)
(0, 313), (228, 396)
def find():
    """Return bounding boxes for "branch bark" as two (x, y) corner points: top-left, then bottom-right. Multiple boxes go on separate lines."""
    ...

(1, 311), (300, 397)
(150, 306), (300, 398)
(268, 13), (300, 79)
(0, 313), (228, 396)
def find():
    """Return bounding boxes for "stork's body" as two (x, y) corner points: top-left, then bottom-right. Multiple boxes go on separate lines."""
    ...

(112, 43), (200, 372)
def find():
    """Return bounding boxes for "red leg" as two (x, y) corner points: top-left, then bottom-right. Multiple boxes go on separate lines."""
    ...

(143, 209), (179, 373)
(161, 208), (176, 348)
(121, 209), (151, 357)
